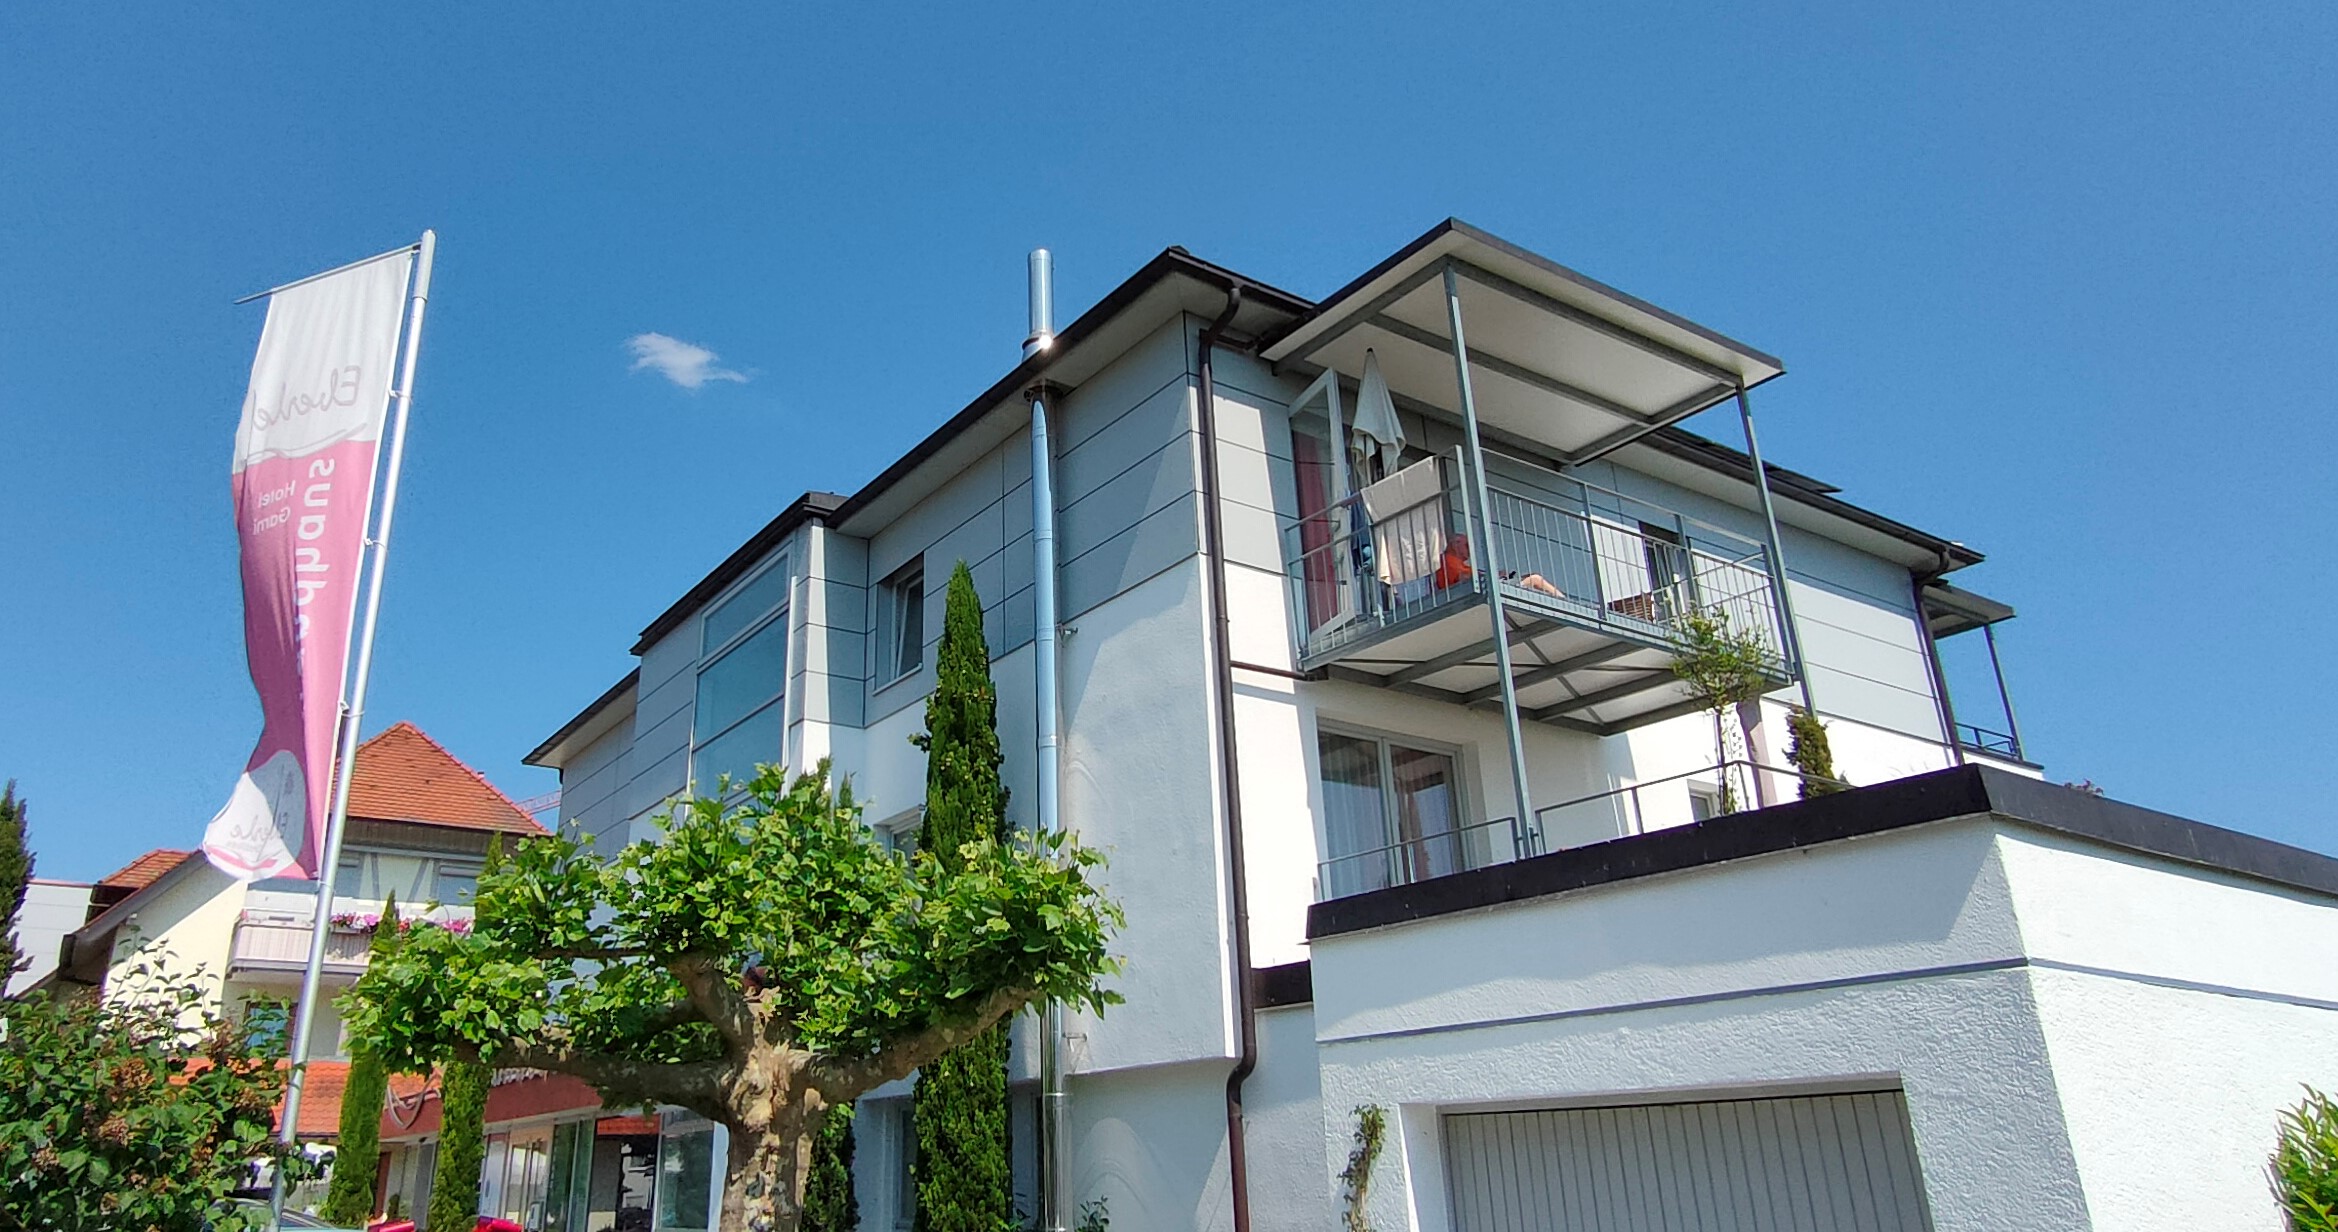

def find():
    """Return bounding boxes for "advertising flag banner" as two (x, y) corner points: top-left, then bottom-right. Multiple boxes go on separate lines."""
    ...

(202, 253), (414, 881)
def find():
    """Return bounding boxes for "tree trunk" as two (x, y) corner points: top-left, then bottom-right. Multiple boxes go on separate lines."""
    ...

(722, 1104), (820, 1232)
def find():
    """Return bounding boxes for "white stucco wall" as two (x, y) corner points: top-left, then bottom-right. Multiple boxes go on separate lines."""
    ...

(9, 879), (89, 995)
(1066, 1060), (1234, 1232)
(1248, 1005), (1339, 1232)
(104, 861), (248, 1022)
(1303, 814), (2338, 1232)
(1305, 818), (2095, 1232)
(2000, 832), (2338, 1230)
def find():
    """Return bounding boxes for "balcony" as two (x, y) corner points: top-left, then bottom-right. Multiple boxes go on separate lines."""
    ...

(1285, 451), (1793, 734)
(228, 888), (474, 978)
(229, 914), (372, 977)
(1317, 759), (1837, 900)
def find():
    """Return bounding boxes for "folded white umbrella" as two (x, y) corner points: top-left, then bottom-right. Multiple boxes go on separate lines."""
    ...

(1351, 348), (1406, 478)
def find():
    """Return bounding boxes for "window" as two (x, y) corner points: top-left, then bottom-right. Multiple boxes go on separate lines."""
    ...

(892, 1103), (917, 1231)
(433, 861), (481, 906)
(1688, 783), (1721, 823)
(1316, 727), (1465, 898)
(1638, 521), (1688, 621)
(655, 1124), (715, 1232)
(544, 1120), (595, 1232)
(336, 850), (481, 905)
(242, 998), (290, 1055)
(875, 559), (925, 684)
(873, 808), (923, 858)
(693, 560), (791, 793)
(703, 557), (791, 653)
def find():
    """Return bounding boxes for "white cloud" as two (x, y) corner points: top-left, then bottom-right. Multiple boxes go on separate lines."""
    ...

(623, 332), (749, 390)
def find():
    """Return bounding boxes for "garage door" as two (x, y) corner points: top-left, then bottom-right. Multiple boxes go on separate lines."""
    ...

(1443, 1091), (1933, 1231)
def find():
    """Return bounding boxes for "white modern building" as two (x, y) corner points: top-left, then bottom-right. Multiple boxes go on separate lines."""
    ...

(8, 876), (93, 996)
(525, 220), (2336, 1231)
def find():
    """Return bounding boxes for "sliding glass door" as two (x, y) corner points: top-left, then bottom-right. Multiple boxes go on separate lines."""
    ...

(1318, 727), (1465, 898)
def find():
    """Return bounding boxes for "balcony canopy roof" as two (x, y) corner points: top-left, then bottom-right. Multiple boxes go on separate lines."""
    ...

(1921, 579), (2018, 639)
(1261, 219), (1785, 466)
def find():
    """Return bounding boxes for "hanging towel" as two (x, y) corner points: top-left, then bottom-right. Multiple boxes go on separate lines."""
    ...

(1359, 455), (1447, 587)
(1351, 348), (1405, 478)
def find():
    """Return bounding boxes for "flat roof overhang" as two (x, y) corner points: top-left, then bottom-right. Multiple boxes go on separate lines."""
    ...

(1262, 219), (1785, 466)
(1922, 580), (2018, 639)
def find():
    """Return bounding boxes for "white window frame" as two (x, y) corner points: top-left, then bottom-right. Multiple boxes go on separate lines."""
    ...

(1313, 720), (1474, 888)
(690, 555), (793, 795)
(872, 806), (924, 858)
(335, 846), (471, 907)
(652, 1112), (721, 1232)
(873, 557), (926, 688)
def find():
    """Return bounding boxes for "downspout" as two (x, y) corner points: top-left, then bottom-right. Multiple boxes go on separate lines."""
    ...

(1026, 249), (1072, 1232)
(1194, 285), (1259, 1232)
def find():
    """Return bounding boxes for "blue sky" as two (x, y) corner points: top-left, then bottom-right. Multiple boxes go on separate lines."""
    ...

(3, 4), (2332, 881)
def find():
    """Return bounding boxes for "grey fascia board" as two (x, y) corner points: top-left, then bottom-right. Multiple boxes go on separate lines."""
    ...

(525, 668), (643, 769)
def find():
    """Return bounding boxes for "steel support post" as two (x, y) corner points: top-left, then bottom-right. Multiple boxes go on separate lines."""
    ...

(1442, 264), (1538, 836)
(1733, 385), (1817, 715)
(1983, 622), (2025, 760)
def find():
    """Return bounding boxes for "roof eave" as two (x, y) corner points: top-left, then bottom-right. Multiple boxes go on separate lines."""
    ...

(526, 668), (642, 769)
(630, 492), (846, 655)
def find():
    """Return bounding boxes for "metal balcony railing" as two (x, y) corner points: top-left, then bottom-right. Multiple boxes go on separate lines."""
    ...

(1313, 760), (1852, 901)
(1954, 722), (2024, 762)
(1285, 450), (1789, 673)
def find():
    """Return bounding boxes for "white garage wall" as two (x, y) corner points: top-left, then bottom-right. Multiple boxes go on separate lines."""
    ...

(1306, 819), (2096, 1232)
(1249, 1005), (1340, 1232)
(1999, 831), (2338, 1230)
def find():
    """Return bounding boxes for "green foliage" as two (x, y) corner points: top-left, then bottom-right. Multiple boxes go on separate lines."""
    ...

(914, 561), (1010, 856)
(1785, 708), (1846, 798)
(348, 766), (1118, 1078)
(0, 958), (298, 1231)
(321, 896), (402, 1224)
(1339, 1104), (1387, 1232)
(345, 761), (1119, 1229)
(802, 1101), (858, 1232)
(424, 841), (505, 1232)
(1669, 611), (1774, 715)
(914, 1028), (1010, 1232)
(913, 561), (1014, 1232)
(426, 1057), (490, 1232)
(0, 781), (30, 988)
(2274, 1086), (2338, 1231)
(1670, 612), (1776, 813)
(1075, 1197), (1110, 1232)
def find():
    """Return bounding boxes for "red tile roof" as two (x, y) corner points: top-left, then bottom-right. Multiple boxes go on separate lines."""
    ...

(346, 721), (545, 836)
(283, 1060), (352, 1138)
(179, 1058), (388, 1140)
(97, 848), (195, 892)
(378, 1069), (604, 1140)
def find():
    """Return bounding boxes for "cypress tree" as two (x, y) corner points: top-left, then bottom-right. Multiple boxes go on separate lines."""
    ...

(426, 1055), (490, 1232)
(0, 782), (30, 989)
(909, 561), (1013, 1232)
(802, 1100), (858, 1232)
(428, 839), (502, 1232)
(321, 895), (400, 1225)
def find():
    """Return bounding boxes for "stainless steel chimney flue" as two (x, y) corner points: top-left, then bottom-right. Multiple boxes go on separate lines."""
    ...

(1024, 248), (1056, 358)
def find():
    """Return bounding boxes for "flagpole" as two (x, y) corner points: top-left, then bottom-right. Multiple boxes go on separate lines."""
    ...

(273, 230), (435, 1211)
